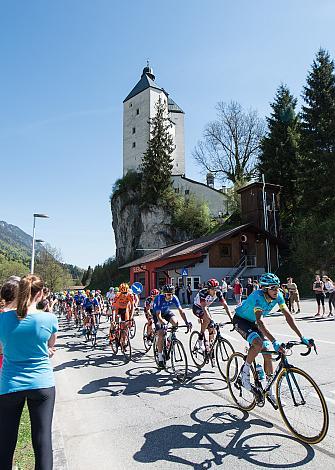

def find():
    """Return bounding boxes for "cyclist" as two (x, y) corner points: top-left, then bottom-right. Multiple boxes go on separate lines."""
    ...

(73, 290), (85, 323)
(144, 289), (160, 346)
(153, 284), (192, 368)
(192, 278), (232, 353)
(233, 272), (312, 404)
(65, 291), (74, 319)
(106, 287), (115, 317)
(82, 293), (100, 332)
(112, 283), (135, 348)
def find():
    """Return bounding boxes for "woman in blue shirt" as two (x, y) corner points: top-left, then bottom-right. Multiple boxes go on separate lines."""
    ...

(0, 274), (58, 470)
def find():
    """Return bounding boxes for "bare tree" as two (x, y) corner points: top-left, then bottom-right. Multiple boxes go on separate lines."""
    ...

(193, 101), (265, 184)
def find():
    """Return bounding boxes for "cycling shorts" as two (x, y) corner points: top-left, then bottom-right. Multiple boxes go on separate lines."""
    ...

(192, 304), (205, 318)
(116, 308), (129, 322)
(152, 310), (175, 331)
(233, 315), (264, 344)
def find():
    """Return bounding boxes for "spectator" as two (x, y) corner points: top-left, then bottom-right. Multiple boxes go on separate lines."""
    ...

(313, 275), (325, 317)
(281, 283), (291, 311)
(221, 278), (228, 299)
(253, 280), (259, 290)
(233, 278), (243, 305)
(0, 276), (21, 369)
(322, 276), (335, 318)
(286, 277), (301, 313)
(186, 284), (192, 305)
(180, 284), (186, 305)
(246, 278), (254, 297)
(175, 284), (180, 301)
(0, 274), (58, 470)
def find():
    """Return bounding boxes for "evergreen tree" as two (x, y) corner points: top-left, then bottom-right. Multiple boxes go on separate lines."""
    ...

(258, 84), (301, 233)
(300, 48), (335, 215)
(141, 97), (175, 204)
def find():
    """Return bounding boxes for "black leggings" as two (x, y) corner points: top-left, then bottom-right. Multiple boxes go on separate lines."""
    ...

(315, 293), (325, 307)
(0, 386), (55, 470)
(329, 292), (335, 313)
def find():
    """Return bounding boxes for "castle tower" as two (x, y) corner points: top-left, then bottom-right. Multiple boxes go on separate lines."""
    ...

(123, 65), (185, 176)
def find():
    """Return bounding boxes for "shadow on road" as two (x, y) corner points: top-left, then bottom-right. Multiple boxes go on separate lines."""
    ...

(133, 404), (315, 468)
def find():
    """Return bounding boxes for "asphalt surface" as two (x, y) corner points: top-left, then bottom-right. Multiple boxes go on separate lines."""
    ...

(53, 299), (335, 469)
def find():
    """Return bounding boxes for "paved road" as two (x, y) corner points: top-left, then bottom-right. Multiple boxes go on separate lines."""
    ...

(53, 300), (335, 469)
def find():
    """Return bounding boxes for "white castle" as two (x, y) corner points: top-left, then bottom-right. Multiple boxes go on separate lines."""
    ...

(123, 65), (229, 218)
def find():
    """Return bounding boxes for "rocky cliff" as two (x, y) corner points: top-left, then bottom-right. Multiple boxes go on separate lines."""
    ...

(111, 190), (189, 266)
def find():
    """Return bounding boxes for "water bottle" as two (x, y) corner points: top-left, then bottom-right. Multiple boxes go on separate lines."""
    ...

(256, 363), (265, 382)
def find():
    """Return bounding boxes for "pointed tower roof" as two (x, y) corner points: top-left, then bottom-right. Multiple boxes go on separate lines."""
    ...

(168, 97), (184, 114)
(123, 64), (165, 103)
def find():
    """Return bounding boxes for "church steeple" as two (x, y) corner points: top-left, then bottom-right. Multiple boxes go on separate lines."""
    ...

(141, 60), (155, 81)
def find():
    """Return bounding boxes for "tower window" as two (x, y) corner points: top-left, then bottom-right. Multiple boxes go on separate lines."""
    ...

(136, 108), (140, 115)
(185, 189), (190, 195)
(132, 142), (136, 148)
(129, 103), (132, 108)
(132, 127), (136, 134)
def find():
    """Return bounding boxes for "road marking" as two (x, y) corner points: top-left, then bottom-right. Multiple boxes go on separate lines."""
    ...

(272, 332), (335, 345)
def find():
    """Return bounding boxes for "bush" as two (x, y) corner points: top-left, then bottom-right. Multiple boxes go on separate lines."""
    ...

(111, 171), (142, 199)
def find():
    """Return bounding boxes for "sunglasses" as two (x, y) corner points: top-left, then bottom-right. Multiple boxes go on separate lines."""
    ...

(268, 286), (280, 291)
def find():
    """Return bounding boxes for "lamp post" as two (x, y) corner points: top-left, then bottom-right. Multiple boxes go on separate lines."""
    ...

(31, 214), (49, 274)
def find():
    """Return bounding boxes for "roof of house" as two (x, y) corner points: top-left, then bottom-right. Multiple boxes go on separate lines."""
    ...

(168, 97), (184, 114)
(172, 175), (228, 196)
(124, 67), (166, 103)
(120, 224), (253, 269)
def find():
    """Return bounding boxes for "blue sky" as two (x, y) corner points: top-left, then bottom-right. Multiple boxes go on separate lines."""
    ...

(0, 0), (334, 268)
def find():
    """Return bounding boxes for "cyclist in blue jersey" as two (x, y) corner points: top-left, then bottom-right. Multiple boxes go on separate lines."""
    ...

(153, 284), (192, 368)
(233, 273), (312, 404)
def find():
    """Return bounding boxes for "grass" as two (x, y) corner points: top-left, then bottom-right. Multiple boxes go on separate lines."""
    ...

(13, 404), (35, 470)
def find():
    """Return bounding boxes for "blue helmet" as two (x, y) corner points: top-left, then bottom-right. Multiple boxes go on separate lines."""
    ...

(259, 273), (280, 287)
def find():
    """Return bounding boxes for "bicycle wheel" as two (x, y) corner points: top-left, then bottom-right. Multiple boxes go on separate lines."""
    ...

(85, 323), (91, 342)
(189, 331), (206, 368)
(153, 335), (160, 367)
(121, 330), (132, 362)
(143, 322), (153, 352)
(91, 326), (97, 348)
(129, 319), (137, 339)
(109, 327), (119, 354)
(226, 352), (257, 411)
(170, 339), (188, 383)
(276, 367), (329, 444)
(216, 338), (235, 382)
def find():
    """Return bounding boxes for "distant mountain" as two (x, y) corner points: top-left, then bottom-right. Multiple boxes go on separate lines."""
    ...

(0, 220), (34, 265)
(0, 221), (83, 280)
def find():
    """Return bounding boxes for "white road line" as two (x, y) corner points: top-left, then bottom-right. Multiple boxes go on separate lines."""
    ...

(272, 331), (335, 345)
(312, 393), (335, 406)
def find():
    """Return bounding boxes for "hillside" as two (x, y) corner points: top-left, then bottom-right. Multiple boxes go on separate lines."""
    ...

(0, 220), (83, 281)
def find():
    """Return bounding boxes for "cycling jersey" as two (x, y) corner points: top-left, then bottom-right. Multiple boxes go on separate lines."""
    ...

(193, 288), (225, 308)
(112, 292), (134, 310)
(83, 298), (99, 312)
(144, 296), (154, 312)
(235, 289), (285, 323)
(153, 294), (181, 314)
(74, 294), (84, 305)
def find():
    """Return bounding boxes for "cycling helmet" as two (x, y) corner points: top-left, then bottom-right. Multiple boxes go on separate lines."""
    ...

(109, 287), (114, 291)
(259, 273), (280, 287)
(206, 278), (219, 289)
(150, 288), (160, 296)
(119, 283), (129, 293)
(162, 284), (174, 294)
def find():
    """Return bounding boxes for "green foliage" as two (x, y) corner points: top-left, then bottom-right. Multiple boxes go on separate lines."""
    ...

(111, 171), (142, 200)
(35, 245), (72, 291)
(171, 194), (218, 238)
(0, 254), (29, 285)
(88, 257), (129, 292)
(258, 84), (301, 232)
(299, 48), (335, 216)
(0, 240), (30, 266)
(81, 265), (93, 286)
(141, 97), (175, 203)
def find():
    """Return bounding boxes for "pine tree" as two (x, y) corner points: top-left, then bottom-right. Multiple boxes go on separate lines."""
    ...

(258, 84), (301, 232)
(300, 49), (335, 215)
(141, 97), (175, 204)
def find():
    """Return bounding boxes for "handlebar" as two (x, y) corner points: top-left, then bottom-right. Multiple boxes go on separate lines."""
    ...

(272, 339), (317, 361)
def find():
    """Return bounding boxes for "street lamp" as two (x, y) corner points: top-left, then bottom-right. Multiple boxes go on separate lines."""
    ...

(31, 214), (49, 274)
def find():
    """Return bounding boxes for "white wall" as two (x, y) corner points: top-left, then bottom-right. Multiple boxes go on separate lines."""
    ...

(172, 175), (229, 217)
(170, 111), (185, 175)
